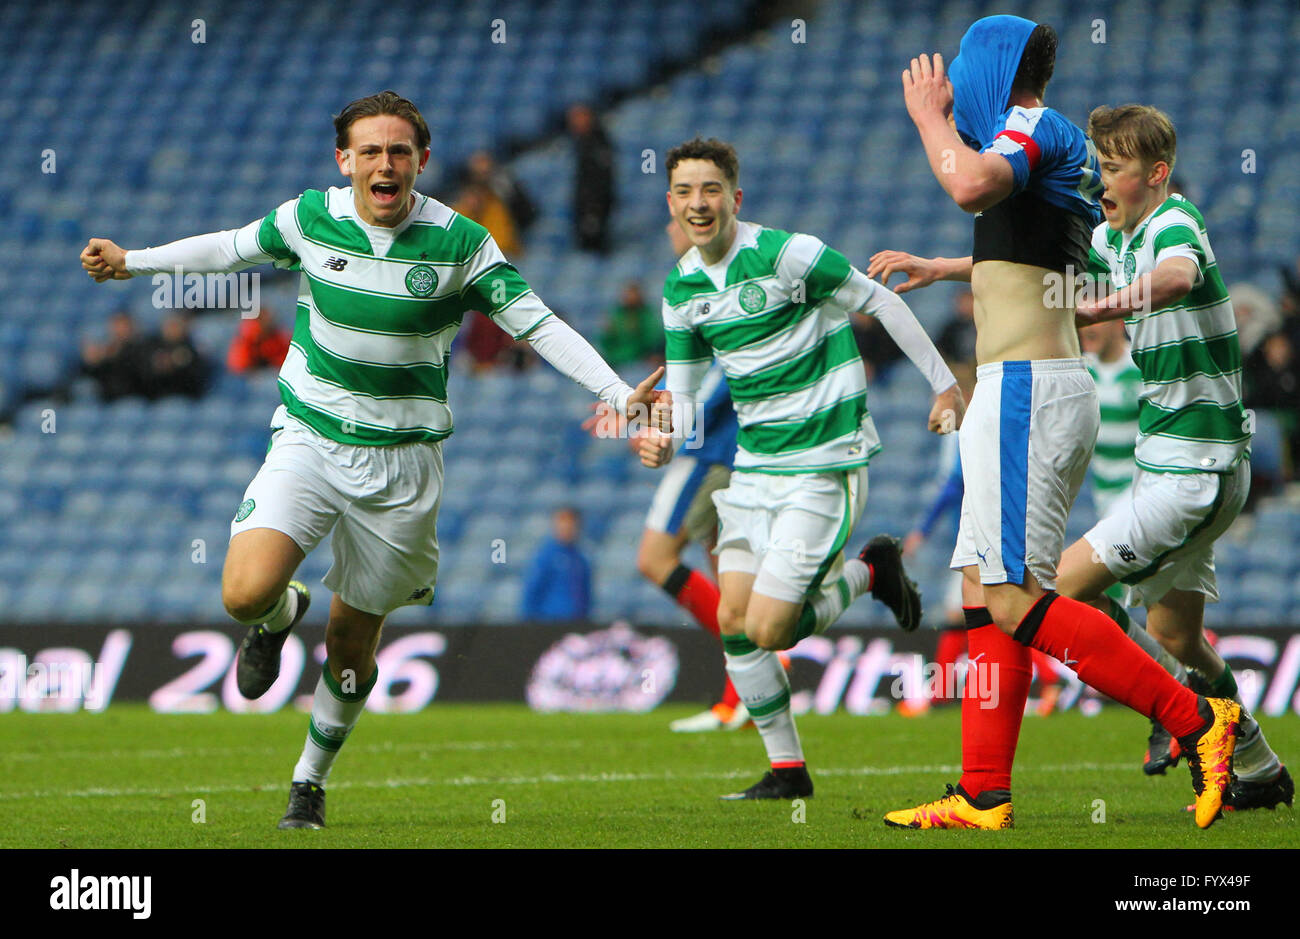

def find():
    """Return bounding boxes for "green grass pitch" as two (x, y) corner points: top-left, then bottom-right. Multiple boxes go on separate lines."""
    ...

(2, 704), (1296, 849)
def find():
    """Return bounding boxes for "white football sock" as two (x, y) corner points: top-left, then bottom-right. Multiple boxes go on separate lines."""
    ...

(724, 646), (803, 766)
(291, 663), (375, 787)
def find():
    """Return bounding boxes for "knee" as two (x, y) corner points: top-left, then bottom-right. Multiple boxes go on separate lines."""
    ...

(716, 602), (747, 636)
(222, 580), (276, 624)
(748, 620), (793, 652)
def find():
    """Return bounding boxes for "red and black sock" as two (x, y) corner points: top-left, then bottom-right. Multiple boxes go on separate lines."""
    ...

(958, 608), (1031, 798)
(662, 563), (738, 707)
(1013, 592), (1204, 739)
(935, 625), (969, 700)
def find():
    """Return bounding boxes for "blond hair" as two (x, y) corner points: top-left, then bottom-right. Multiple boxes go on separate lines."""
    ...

(1088, 104), (1177, 169)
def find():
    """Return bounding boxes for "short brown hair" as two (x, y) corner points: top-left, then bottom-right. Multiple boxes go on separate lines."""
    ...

(334, 90), (431, 153)
(1088, 104), (1177, 170)
(666, 137), (740, 188)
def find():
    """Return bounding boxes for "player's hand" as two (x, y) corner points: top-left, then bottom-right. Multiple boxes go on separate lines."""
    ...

(638, 431), (674, 469)
(581, 401), (627, 440)
(627, 366), (673, 432)
(902, 530), (925, 558)
(902, 52), (954, 125)
(626, 425), (652, 456)
(928, 383), (965, 434)
(81, 238), (132, 282)
(868, 250), (941, 294)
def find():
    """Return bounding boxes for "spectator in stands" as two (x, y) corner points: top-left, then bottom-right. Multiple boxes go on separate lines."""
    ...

(522, 507), (592, 621)
(1231, 283), (1282, 359)
(142, 313), (207, 399)
(600, 280), (663, 368)
(460, 311), (533, 372)
(227, 306), (290, 374)
(82, 309), (150, 401)
(463, 150), (538, 236)
(567, 103), (614, 253)
(453, 180), (523, 257)
(1245, 329), (1300, 477)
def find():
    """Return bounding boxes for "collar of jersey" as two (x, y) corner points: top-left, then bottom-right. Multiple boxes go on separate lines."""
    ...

(681, 220), (759, 291)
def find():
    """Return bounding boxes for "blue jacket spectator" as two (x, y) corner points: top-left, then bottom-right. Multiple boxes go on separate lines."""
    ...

(522, 508), (592, 621)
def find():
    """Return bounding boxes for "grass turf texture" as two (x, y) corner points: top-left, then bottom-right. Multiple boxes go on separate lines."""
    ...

(2, 703), (1297, 848)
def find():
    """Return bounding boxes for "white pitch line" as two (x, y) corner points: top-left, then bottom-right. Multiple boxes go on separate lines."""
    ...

(0, 762), (1132, 802)
(0, 738), (588, 763)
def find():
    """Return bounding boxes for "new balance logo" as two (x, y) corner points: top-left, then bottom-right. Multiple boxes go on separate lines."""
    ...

(323, 257), (348, 271)
(406, 587), (431, 602)
(1114, 544), (1137, 564)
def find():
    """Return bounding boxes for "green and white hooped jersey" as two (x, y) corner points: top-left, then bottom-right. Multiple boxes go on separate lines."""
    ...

(663, 222), (880, 475)
(1085, 349), (1141, 512)
(236, 187), (551, 446)
(1087, 195), (1250, 474)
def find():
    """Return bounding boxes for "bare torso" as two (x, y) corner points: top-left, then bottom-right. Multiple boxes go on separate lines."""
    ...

(971, 261), (1080, 364)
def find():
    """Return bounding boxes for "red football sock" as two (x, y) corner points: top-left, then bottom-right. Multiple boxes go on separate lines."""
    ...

(671, 567), (721, 638)
(663, 565), (737, 708)
(1016, 593), (1203, 738)
(1031, 649), (1059, 686)
(934, 628), (967, 700)
(958, 621), (1031, 797)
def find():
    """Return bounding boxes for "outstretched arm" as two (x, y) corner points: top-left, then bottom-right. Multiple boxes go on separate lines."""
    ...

(867, 251), (973, 293)
(1075, 257), (1199, 325)
(859, 285), (965, 433)
(902, 53), (1014, 213)
(81, 218), (279, 282)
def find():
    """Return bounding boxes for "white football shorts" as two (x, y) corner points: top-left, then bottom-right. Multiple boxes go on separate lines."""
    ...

(1084, 461), (1249, 608)
(644, 454), (731, 544)
(951, 358), (1098, 589)
(713, 466), (869, 604)
(230, 415), (443, 616)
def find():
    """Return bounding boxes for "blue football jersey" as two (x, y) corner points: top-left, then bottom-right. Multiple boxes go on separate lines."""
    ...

(984, 106), (1103, 226)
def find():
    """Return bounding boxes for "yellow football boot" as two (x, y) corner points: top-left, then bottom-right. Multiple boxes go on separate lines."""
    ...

(883, 784), (1014, 830)
(1179, 697), (1242, 829)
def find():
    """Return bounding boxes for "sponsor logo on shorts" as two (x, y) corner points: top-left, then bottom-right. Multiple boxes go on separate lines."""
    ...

(1114, 543), (1137, 564)
(405, 264), (438, 298)
(738, 283), (766, 313)
(407, 586), (432, 602)
(234, 498), (255, 523)
(975, 545), (990, 565)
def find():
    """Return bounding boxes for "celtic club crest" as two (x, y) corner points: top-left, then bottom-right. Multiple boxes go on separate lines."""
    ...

(1122, 253), (1136, 284)
(738, 283), (766, 313)
(406, 264), (438, 297)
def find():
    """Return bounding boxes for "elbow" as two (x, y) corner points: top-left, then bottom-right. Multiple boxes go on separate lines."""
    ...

(953, 185), (998, 214)
(950, 173), (1008, 214)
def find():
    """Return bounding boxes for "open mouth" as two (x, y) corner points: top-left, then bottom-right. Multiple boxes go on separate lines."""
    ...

(371, 182), (401, 205)
(687, 216), (714, 234)
(1101, 197), (1117, 213)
